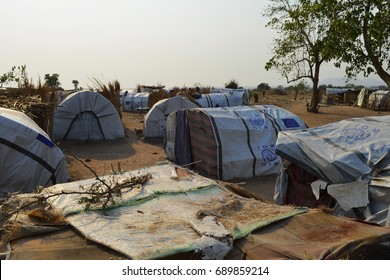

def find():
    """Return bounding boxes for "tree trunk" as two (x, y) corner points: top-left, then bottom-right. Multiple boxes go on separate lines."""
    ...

(307, 64), (321, 113)
(307, 87), (320, 113)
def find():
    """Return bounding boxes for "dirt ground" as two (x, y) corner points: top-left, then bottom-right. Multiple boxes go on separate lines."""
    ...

(58, 92), (390, 202)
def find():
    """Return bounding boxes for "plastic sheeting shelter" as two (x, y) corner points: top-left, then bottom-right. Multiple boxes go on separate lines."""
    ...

(143, 95), (199, 138)
(120, 90), (150, 112)
(165, 105), (307, 180)
(368, 90), (390, 110)
(194, 88), (249, 108)
(0, 108), (68, 194)
(275, 116), (390, 226)
(142, 89), (249, 138)
(356, 87), (369, 108)
(53, 91), (125, 140)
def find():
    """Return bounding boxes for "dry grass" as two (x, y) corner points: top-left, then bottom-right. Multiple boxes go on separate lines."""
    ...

(91, 78), (122, 119)
(147, 89), (168, 108)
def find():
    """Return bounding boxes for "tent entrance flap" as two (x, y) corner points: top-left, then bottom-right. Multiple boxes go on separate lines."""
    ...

(63, 111), (105, 140)
(53, 91), (124, 141)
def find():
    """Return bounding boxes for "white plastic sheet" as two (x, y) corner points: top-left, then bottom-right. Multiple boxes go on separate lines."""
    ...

(45, 162), (304, 259)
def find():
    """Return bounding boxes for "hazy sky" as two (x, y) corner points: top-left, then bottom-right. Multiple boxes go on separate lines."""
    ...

(1, 0), (360, 90)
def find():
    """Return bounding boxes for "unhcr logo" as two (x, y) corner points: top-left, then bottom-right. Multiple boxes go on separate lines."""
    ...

(341, 126), (379, 144)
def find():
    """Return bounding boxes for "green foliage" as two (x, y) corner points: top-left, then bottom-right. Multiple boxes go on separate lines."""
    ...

(295, 81), (306, 91)
(330, 0), (390, 87)
(263, 0), (339, 112)
(225, 79), (239, 89)
(319, 84), (327, 90)
(0, 67), (16, 87)
(15, 65), (31, 89)
(72, 80), (79, 90)
(0, 65), (30, 88)
(257, 83), (271, 91)
(264, 0), (337, 78)
(44, 73), (61, 88)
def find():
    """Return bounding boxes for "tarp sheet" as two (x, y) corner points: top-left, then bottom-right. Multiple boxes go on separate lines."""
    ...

(0, 108), (69, 194)
(356, 87), (369, 107)
(44, 162), (304, 259)
(228, 209), (390, 260)
(275, 116), (390, 226)
(7, 209), (390, 260)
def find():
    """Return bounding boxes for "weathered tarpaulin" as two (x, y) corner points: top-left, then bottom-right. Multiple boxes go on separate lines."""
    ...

(275, 116), (390, 226)
(44, 162), (303, 259)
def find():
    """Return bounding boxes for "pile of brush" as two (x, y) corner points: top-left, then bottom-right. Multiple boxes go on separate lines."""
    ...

(0, 86), (57, 136)
(147, 88), (168, 108)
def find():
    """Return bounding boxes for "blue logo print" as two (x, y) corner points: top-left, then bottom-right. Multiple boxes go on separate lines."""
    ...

(262, 149), (277, 162)
(341, 128), (371, 144)
(249, 117), (265, 128)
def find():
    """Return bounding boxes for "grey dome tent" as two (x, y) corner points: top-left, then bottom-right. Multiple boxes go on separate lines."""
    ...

(120, 90), (150, 112)
(0, 108), (69, 194)
(194, 88), (250, 108)
(53, 91), (125, 140)
(143, 90), (250, 138)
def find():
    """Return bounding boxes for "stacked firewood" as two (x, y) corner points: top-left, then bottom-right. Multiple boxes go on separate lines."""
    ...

(0, 88), (56, 136)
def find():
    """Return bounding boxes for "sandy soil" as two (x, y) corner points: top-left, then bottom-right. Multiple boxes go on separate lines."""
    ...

(58, 92), (390, 202)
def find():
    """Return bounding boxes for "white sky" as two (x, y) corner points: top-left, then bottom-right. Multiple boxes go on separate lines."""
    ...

(1, 0), (364, 90)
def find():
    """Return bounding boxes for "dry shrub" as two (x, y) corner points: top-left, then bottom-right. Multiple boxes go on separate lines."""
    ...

(174, 87), (211, 107)
(30, 79), (57, 137)
(91, 78), (122, 119)
(148, 89), (167, 108)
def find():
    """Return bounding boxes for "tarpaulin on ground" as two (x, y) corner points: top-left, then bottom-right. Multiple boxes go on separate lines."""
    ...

(7, 209), (390, 260)
(227, 209), (390, 260)
(42, 162), (304, 259)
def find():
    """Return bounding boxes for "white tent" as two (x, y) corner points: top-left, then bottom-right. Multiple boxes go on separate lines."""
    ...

(166, 105), (307, 180)
(194, 88), (249, 108)
(368, 90), (390, 110)
(53, 91), (125, 140)
(143, 95), (199, 138)
(0, 108), (69, 194)
(120, 90), (151, 112)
